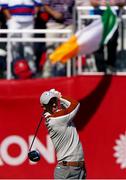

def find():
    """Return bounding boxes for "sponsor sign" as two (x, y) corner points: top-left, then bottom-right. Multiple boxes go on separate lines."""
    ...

(0, 76), (126, 178)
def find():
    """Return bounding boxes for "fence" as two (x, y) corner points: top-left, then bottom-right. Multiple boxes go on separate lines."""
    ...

(0, 29), (72, 79)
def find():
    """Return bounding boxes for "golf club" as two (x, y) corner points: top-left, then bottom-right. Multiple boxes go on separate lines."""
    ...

(28, 116), (43, 162)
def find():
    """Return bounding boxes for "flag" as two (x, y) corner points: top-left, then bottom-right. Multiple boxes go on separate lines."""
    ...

(49, 6), (118, 64)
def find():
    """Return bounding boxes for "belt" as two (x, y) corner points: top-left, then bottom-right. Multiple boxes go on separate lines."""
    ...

(59, 161), (84, 168)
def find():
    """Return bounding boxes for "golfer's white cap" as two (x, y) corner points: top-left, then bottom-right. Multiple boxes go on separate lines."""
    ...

(40, 91), (57, 105)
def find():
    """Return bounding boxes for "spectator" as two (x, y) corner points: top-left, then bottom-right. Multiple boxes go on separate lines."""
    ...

(34, 5), (49, 76)
(42, 0), (75, 78)
(90, 0), (126, 73)
(0, 5), (7, 78)
(1, 0), (42, 78)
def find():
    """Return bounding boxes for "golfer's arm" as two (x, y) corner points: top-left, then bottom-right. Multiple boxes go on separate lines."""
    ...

(116, 1), (125, 7)
(44, 5), (63, 20)
(90, 0), (100, 7)
(60, 96), (79, 111)
(3, 9), (11, 20)
(50, 96), (80, 123)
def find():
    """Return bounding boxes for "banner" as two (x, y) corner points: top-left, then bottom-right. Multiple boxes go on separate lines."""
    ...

(0, 75), (126, 179)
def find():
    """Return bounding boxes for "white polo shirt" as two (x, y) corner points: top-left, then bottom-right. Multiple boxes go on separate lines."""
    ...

(44, 97), (84, 162)
(1, 0), (42, 22)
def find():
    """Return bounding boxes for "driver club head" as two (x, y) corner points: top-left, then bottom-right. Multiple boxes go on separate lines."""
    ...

(28, 150), (40, 162)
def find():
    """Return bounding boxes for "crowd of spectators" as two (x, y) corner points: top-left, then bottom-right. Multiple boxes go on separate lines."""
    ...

(0, 0), (126, 79)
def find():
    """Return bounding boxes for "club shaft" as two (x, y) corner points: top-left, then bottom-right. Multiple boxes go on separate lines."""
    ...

(29, 117), (43, 151)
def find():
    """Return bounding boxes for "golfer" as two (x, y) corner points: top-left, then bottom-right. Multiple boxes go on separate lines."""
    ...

(40, 89), (86, 179)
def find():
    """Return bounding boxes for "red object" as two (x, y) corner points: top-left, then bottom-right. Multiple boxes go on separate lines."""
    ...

(14, 59), (32, 79)
(39, 52), (47, 69)
(0, 76), (126, 179)
(40, 12), (49, 22)
(10, 7), (34, 15)
(76, 55), (86, 68)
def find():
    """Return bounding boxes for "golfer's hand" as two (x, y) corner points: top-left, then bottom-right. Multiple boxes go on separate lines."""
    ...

(49, 89), (62, 99)
(44, 112), (51, 119)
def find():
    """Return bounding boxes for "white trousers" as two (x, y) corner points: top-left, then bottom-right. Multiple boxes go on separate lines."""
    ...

(7, 18), (36, 73)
